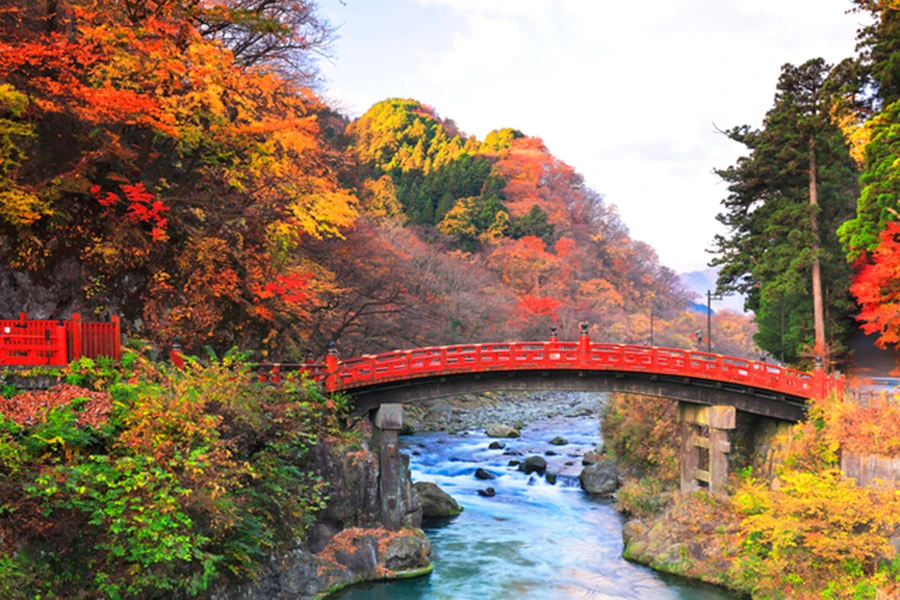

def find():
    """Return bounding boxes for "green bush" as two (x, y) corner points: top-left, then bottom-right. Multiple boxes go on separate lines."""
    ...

(0, 355), (342, 598)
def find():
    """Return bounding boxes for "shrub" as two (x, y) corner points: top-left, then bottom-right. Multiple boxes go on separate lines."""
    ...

(0, 354), (342, 598)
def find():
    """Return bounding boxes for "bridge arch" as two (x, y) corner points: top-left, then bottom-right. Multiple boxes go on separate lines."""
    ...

(251, 335), (844, 498)
(312, 339), (842, 423)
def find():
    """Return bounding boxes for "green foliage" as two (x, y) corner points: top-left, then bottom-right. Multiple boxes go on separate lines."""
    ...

(616, 476), (670, 519)
(394, 153), (497, 226)
(0, 356), (341, 598)
(509, 204), (555, 243)
(839, 98), (900, 259)
(711, 59), (858, 367)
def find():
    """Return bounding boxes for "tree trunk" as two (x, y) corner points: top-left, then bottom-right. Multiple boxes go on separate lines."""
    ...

(809, 132), (827, 365)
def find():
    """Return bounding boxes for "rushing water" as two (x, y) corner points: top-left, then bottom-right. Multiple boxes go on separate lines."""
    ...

(334, 413), (735, 600)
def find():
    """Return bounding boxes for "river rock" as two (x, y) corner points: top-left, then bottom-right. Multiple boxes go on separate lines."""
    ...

(518, 455), (547, 476)
(414, 481), (463, 518)
(549, 436), (568, 446)
(477, 487), (496, 497)
(486, 423), (520, 438)
(582, 452), (603, 466)
(488, 441), (505, 450)
(474, 467), (496, 480)
(545, 472), (558, 485)
(579, 458), (618, 496)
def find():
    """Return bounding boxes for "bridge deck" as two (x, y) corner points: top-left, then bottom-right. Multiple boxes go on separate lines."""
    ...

(253, 341), (843, 422)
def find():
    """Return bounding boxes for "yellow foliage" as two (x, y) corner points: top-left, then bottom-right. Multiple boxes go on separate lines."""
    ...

(0, 188), (52, 226)
(288, 190), (358, 239)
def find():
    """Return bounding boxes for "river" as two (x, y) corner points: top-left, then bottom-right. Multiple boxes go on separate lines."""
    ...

(334, 411), (735, 599)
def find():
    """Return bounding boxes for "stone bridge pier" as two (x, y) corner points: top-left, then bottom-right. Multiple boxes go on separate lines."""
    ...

(372, 403), (404, 530)
(678, 403), (735, 496)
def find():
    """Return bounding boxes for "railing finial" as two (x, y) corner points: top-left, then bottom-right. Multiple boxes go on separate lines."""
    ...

(580, 322), (588, 336)
(549, 325), (558, 342)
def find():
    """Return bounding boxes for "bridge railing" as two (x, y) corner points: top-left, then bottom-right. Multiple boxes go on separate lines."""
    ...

(314, 340), (840, 400)
(232, 334), (843, 402)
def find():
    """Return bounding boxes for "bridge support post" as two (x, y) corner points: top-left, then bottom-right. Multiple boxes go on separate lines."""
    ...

(373, 403), (403, 530)
(678, 404), (735, 496)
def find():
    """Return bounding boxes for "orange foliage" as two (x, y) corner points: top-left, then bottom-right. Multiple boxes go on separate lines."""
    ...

(0, 384), (111, 428)
(850, 221), (900, 349)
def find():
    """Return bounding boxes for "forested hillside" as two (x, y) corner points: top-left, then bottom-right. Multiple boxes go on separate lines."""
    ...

(0, 1), (753, 360)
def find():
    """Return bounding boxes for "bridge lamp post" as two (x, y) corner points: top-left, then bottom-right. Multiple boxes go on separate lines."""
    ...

(706, 290), (724, 353)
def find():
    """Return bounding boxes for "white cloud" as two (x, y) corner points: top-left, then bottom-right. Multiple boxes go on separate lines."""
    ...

(417, 13), (525, 85)
(324, 0), (868, 271)
(413, 0), (550, 23)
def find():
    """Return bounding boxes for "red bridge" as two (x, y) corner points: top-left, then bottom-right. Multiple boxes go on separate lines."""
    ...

(255, 327), (844, 423)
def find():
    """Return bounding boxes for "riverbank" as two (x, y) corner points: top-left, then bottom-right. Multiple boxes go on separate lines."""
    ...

(602, 393), (900, 599)
(402, 390), (603, 434)
(334, 409), (734, 599)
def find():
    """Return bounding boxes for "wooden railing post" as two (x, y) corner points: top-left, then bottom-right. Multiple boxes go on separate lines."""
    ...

(578, 322), (590, 365)
(71, 312), (83, 361)
(52, 321), (67, 366)
(169, 339), (185, 369)
(325, 341), (338, 393)
(111, 315), (121, 360)
(813, 355), (825, 398)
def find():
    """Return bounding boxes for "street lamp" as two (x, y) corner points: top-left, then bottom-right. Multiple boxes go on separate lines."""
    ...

(707, 290), (723, 353)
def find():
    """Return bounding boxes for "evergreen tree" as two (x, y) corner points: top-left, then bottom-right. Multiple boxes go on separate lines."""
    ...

(839, 2), (900, 259)
(510, 204), (555, 243)
(711, 59), (858, 367)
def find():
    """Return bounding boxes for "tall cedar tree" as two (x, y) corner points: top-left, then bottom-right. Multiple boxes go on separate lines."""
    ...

(712, 59), (858, 367)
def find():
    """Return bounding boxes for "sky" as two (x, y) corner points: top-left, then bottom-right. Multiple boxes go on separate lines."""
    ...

(318, 0), (866, 274)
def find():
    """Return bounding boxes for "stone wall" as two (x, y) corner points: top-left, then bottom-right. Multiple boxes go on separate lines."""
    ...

(842, 451), (900, 489)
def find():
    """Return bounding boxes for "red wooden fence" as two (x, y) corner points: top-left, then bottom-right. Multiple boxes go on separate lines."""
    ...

(0, 313), (121, 366)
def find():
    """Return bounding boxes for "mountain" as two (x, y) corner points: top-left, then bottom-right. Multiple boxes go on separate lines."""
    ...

(679, 267), (748, 314)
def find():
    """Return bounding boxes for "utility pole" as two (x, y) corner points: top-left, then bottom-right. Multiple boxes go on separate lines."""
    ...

(707, 290), (722, 353)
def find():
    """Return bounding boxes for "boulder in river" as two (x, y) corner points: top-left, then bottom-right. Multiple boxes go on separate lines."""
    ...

(474, 467), (496, 480)
(549, 436), (568, 446)
(518, 455), (547, 476)
(413, 481), (463, 518)
(477, 487), (496, 497)
(545, 472), (558, 485)
(488, 441), (505, 450)
(579, 458), (618, 496)
(486, 423), (520, 438)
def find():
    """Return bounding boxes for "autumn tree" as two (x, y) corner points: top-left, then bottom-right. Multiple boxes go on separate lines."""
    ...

(0, 0), (356, 356)
(849, 222), (900, 348)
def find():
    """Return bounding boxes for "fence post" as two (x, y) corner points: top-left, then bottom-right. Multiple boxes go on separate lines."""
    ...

(71, 313), (83, 361)
(52, 322), (67, 366)
(325, 341), (338, 393)
(169, 339), (185, 369)
(111, 315), (121, 360)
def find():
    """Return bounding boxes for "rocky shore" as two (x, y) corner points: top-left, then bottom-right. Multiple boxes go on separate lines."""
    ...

(402, 390), (604, 433)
